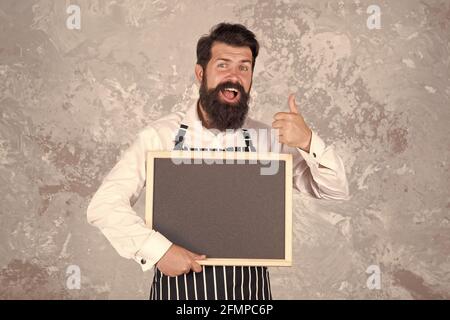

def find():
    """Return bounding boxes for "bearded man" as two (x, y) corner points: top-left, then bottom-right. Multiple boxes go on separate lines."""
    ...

(87, 23), (349, 300)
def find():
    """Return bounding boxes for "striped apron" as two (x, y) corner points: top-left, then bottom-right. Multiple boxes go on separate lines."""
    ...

(149, 123), (272, 300)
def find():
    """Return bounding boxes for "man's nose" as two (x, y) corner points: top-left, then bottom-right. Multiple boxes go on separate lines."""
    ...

(223, 66), (240, 83)
(224, 68), (240, 84)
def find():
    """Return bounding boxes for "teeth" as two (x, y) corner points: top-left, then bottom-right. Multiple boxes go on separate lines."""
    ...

(225, 88), (238, 93)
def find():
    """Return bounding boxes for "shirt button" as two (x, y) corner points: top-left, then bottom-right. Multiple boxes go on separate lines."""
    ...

(141, 259), (146, 265)
(313, 152), (317, 158)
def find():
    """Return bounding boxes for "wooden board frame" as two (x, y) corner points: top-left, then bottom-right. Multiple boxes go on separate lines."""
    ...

(145, 150), (292, 267)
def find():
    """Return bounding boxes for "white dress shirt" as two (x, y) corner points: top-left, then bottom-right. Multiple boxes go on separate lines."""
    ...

(86, 102), (349, 271)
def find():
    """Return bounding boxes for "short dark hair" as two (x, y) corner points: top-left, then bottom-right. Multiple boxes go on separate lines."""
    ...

(196, 23), (259, 71)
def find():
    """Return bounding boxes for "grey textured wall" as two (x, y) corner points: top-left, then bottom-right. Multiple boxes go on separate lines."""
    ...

(0, 0), (449, 299)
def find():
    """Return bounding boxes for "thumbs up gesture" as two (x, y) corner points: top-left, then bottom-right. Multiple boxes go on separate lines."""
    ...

(272, 94), (312, 152)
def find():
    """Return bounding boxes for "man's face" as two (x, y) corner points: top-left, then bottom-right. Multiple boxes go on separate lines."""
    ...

(204, 42), (253, 99)
(197, 42), (254, 131)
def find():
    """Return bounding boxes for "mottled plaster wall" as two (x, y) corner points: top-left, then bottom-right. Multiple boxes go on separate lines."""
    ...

(0, 0), (449, 299)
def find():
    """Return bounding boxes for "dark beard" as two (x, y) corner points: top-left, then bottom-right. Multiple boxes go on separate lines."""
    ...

(198, 77), (250, 131)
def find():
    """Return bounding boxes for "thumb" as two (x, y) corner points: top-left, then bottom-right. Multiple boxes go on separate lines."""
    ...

(288, 94), (299, 114)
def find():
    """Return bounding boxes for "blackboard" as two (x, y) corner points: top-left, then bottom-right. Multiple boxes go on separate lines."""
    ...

(145, 151), (292, 266)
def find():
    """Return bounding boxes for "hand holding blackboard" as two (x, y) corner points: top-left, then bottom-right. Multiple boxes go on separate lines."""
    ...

(156, 244), (206, 276)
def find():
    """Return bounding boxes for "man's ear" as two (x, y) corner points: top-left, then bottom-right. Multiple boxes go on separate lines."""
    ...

(195, 64), (203, 83)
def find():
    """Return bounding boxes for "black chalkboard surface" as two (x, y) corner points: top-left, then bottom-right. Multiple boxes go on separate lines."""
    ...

(145, 151), (292, 266)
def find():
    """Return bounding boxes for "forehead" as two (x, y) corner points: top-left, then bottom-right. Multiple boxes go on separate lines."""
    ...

(210, 42), (253, 62)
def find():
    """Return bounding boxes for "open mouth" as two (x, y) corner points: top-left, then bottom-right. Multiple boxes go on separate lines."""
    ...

(219, 87), (240, 104)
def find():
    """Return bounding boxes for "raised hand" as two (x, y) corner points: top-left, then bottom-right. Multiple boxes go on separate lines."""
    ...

(272, 94), (312, 152)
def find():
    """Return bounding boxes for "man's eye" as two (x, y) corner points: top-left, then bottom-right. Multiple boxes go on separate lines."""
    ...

(240, 65), (249, 71)
(218, 63), (226, 68)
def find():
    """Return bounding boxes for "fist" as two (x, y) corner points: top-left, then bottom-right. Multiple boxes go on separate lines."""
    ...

(156, 244), (206, 277)
(272, 94), (312, 152)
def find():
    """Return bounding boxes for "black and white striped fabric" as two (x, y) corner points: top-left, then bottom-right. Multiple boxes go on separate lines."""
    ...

(149, 123), (271, 300)
(173, 123), (256, 152)
(150, 266), (272, 300)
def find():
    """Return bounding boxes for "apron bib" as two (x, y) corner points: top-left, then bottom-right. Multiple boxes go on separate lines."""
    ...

(150, 123), (272, 300)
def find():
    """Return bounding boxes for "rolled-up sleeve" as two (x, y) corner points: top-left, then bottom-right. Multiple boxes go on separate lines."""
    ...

(86, 127), (173, 271)
(282, 130), (350, 200)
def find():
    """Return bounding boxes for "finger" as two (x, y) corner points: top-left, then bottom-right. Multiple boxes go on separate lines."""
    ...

(188, 251), (207, 261)
(272, 119), (286, 129)
(273, 129), (285, 140)
(190, 260), (203, 273)
(187, 250), (201, 258)
(288, 94), (299, 114)
(181, 265), (191, 274)
(273, 112), (292, 120)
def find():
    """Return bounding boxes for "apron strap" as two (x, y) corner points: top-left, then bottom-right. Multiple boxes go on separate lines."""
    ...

(242, 129), (256, 152)
(173, 123), (188, 150)
(173, 124), (255, 152)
